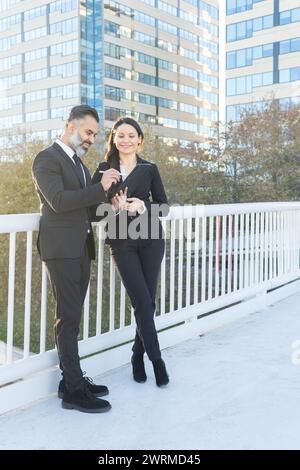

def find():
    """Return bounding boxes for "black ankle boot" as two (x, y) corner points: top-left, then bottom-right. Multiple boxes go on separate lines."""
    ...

(153, 359), (169, 387)
(131, 355), (147, 383)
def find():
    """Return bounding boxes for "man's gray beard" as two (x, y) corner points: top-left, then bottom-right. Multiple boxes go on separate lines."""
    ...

(70, 131), (87, 158)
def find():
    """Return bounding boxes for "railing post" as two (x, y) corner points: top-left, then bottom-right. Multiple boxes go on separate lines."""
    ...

(6, 232), (16, 364)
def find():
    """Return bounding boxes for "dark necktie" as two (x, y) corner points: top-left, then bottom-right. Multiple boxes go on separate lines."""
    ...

(72, 154), (85, 187)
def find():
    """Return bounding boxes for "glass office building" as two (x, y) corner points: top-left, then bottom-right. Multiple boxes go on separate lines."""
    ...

(0, 0), (219, 147)
(226, 0), (300, 122)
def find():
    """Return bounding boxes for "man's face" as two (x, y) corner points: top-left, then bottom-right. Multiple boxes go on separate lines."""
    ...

(69, 115), (99, 157)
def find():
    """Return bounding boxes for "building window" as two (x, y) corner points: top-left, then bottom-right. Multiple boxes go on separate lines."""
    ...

(227, 0), (265, 16)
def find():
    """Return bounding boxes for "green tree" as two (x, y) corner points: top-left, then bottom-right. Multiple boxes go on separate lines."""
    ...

(210, 99), (300, 203)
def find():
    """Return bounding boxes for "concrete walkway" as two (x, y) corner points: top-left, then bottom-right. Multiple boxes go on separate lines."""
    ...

(1, 291), (300, 450)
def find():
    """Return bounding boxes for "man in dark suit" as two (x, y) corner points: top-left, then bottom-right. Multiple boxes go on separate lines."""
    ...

(32, 105), (120, 413)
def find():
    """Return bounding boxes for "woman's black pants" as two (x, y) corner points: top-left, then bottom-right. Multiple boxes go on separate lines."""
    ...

(110, 238), (165, 362)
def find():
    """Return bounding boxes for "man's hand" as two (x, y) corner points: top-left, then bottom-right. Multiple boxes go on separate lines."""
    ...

(101, 169), (120, 191)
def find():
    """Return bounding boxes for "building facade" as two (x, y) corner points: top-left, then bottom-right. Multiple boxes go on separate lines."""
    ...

(226, 0), (300, 122)
(0, 0), (219, 149)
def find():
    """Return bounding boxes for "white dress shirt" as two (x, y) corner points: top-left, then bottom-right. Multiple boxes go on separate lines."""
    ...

(55, 139), (86, 186)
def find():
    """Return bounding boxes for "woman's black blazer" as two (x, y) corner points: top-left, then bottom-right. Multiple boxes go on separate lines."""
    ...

(91, 156), (169, 243)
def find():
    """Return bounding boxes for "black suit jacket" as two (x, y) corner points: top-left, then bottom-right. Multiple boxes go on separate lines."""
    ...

(32, 142), (107, 260)
(91, 156), (169, 243)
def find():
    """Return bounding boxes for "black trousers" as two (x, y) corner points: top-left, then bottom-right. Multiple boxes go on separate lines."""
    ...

(110, 238), (165, 362)
(45, 244), (90, 391)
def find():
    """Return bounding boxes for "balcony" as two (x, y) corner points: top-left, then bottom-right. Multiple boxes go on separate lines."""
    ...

(1, 202), (300, 449)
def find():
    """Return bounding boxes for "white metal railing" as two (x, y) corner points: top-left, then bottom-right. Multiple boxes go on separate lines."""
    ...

(1, 202), (300, 388)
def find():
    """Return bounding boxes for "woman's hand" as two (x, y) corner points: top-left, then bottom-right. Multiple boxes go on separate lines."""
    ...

(116, 188), (128, 211)
(111, 195), (119, 213)
(125, 197), (146, 214)
(112, 187), (128, 215)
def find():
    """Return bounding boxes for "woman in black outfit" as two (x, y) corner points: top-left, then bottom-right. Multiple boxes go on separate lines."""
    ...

(92, 117), (169, 387)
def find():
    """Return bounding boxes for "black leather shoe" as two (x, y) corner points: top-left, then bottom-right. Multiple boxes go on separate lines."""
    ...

(153, 359), (169, 387)
(62, 387), (111, 414)
(58, 376), (109, 399)
(131, 355), (147, 383)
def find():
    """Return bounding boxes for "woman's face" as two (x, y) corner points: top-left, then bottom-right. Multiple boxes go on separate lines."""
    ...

(113, 123), (142, 156)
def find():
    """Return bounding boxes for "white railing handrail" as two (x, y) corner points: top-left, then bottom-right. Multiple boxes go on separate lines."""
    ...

(0, 213), (40, 233)
(1, 202), (300, 234)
